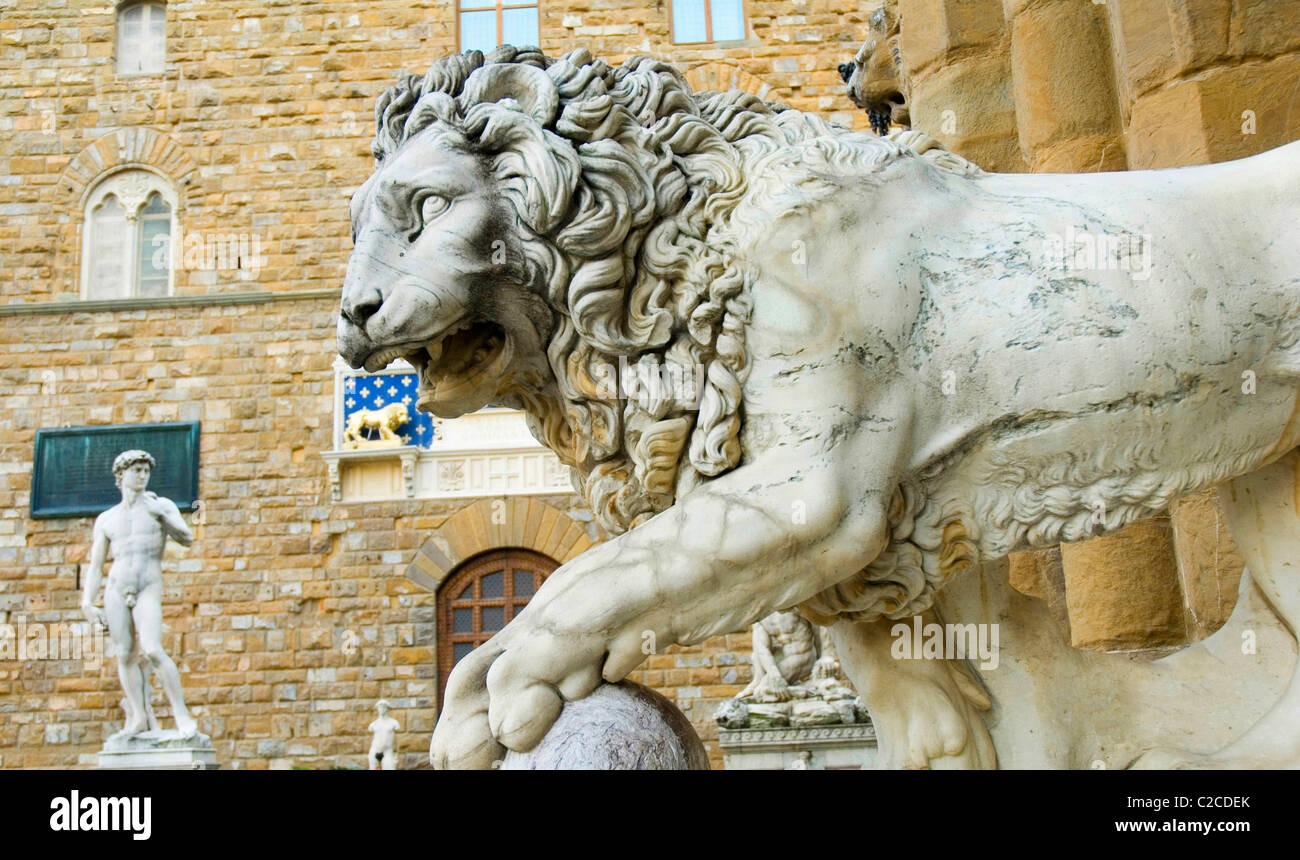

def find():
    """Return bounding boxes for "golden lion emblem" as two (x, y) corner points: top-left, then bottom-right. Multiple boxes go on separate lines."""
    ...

(343, 402), (410, 449)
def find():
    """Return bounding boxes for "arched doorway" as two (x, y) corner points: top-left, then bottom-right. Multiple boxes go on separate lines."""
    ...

(436, 548), (558, 704)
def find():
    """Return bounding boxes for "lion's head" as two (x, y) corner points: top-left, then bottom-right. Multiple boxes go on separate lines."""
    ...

(338, 45), (974, 539)
(383, 402), (410, 429)
(840, 3), (909, 135)
(337, 45), (789, 533)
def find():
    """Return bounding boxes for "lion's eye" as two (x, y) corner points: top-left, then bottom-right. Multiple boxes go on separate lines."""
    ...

(420, 194), (450, 225)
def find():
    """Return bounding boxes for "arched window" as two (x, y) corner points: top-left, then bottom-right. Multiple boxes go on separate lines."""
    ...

(437, 548), (557, 703)
(82, 170), (177, 300)
(117, 2), (166, 76)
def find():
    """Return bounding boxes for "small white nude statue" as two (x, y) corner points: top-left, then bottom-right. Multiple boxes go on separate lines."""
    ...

(82, 450), (198, 740)
(368, 700), (400, 770)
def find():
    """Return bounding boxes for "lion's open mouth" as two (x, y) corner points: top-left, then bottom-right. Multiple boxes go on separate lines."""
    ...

(402, 321), (508, 413)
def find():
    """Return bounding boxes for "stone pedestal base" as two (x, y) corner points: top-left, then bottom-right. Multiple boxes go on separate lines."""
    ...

(719, 723), (877, 770)
(98, 730), (219, 770)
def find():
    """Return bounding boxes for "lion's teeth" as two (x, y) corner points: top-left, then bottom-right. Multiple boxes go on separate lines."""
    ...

(364, 346), (412, 371)
(427, 341), (443, 363)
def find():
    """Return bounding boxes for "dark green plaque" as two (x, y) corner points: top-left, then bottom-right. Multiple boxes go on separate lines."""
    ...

(31, 422), (200, 519)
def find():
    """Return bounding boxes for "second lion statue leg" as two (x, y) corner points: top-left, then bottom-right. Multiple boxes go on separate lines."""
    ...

(1133, 448), (1300, 769)
(831, 611), (997, 769)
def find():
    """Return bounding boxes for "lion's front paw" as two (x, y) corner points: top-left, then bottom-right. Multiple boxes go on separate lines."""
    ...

(429, 642), (510, 770)
(867, 671), (996, 770)
(430, 617), (646, 769)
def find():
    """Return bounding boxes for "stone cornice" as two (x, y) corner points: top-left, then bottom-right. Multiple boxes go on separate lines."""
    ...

(718, 723), (877, 751)
(0, 289), (340, 316)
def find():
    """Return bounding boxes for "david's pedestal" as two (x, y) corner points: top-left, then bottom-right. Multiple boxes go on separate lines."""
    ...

(98, 730), (219, 770)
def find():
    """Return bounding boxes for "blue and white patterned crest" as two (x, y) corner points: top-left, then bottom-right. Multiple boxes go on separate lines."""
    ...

(341, 372), (437, 448)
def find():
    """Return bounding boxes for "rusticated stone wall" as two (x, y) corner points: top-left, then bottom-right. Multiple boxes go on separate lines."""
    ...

(5, 0), (1293, 771)
(2, 0), (884, 770)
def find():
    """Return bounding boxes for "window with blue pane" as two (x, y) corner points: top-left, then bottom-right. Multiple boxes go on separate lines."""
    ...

(459, 0), (541, 53)
(672, 0), (747, 44)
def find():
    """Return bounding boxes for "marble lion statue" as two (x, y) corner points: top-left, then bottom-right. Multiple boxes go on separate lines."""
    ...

(337, 45), (1300, 769)
(343, 402), (410, 447)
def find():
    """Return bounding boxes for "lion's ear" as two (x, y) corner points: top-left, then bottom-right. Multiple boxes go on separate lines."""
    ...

(458, 64), (559, 127)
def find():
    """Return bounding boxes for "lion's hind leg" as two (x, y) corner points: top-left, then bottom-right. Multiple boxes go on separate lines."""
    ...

(831, 610), (997, 769)
(1133, 449), (1300, 769)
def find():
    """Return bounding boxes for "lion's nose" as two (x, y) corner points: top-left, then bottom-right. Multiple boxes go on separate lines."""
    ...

(838, 62), (855, 84)
(341, 284), (385, 327)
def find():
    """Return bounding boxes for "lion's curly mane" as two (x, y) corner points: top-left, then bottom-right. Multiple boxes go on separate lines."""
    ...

(374, 45), (781, 533)
(369, 45), (982, 622)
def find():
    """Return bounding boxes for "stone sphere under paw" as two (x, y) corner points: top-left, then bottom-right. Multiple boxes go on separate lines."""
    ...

(500, 681), (709, 770)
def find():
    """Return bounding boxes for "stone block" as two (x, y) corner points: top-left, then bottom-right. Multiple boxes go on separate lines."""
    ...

(1007, 547), (1071, 640)
(1031, 134), (1127, 173)
(1059, 516), (1187, 651)
(1009, 0), (1121, 155)
(1195, 55), (1300, 161)
(1126, 55), (1300, 168)
(899, 0), (1005, 75)
(1111, 0), (1181, 99)
(1171, 489), (1245, 639)
(1233, 0), (1300, 57)
(1125, 80), (1210, 168)
(1166, 0), (1232, 70)
(909, 50), (1026, 172)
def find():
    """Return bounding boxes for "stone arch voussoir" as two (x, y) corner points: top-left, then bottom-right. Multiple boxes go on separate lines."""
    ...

(682, 62), (781, 101)
(60, 127), (201, 211)
(404, 497), (597, 594)
(54, 128), (202, 297)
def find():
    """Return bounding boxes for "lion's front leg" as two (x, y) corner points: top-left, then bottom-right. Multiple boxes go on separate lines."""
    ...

(430, 447), (894, 769)
(832, 613), (997, 769)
